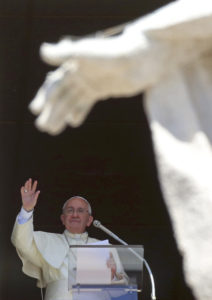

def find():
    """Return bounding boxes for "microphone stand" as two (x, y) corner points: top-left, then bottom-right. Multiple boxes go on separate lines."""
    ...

(93, 220), (156, 300)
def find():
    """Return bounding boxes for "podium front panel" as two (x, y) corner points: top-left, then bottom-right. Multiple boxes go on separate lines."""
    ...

(68, 245), (144, 299)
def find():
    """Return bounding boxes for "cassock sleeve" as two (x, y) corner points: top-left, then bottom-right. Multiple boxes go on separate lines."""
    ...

(11, 216), (45, 286)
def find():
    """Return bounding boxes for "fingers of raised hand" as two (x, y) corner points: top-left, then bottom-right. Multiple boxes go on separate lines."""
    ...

(21, 178), (38, 195)
(24, 178), (31, 193)
(32, 180), (38, 193)
(34, 190), (40, 202)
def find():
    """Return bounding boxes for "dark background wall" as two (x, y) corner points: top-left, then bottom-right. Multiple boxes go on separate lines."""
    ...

(0, 1), (195, 299)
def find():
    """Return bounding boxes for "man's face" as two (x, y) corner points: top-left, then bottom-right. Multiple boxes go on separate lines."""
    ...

(60, 197), (93, 234)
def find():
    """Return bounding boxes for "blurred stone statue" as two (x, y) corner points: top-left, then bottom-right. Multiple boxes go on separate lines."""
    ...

(30, 1), (212, 299)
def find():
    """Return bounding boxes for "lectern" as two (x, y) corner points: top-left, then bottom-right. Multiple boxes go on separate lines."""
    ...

(68, 245), (144, 300)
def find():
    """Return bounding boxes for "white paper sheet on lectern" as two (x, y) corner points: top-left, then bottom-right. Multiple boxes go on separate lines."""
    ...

(76, 239), (111, 284)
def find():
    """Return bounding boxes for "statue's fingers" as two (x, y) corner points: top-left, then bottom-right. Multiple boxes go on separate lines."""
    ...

(40, 78), (97, 131)
(33, 76), (76, 134)
(31, 59), (98, 133)
(40, 39), (74, 66)
(29, 68), (67, 115)
(35, 85), (82, 134)
(65, 98), (96, 128)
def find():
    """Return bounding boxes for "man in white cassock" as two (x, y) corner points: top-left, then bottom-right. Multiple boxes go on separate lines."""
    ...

(11, 178), (124, 300)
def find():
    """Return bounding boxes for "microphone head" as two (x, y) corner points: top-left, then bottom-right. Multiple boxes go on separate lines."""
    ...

(93, 220), (101, 228)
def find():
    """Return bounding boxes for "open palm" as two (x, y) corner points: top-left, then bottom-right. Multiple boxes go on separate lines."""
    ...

(20, 178), (40, 211)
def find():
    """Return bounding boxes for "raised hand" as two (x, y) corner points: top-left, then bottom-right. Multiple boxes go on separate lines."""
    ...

(20, 178), (40, 212)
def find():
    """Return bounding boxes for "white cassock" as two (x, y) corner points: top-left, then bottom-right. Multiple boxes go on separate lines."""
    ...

(11, 216), (128, 300)
(11, 216), (102, 300)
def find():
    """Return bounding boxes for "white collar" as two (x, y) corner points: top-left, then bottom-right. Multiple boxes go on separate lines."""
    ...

(64, 229), (88, 241)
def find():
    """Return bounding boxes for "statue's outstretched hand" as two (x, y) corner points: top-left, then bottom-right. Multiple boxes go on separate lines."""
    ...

(29, 0), (212, 135)
(29, 33), (148, 135)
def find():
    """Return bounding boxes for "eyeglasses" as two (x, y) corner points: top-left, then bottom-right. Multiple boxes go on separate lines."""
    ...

(64, 207), (89, 215)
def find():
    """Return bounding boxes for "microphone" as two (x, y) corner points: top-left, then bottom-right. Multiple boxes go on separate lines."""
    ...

(93, 220), (127, 245)
(93, 219), (156, 300)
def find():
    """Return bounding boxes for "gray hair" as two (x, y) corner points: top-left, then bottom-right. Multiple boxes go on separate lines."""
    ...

(62, 196), (92, 215)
